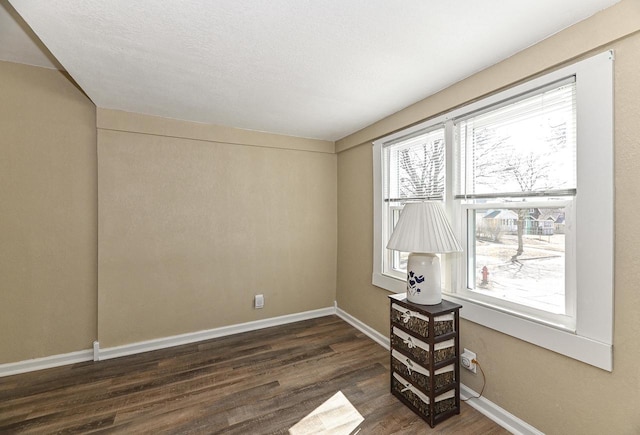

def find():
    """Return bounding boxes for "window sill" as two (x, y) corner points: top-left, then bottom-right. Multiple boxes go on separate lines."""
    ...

(374, 272), (612, 371)
(372, 272), (405, 294)
(444, 292), (612, 371)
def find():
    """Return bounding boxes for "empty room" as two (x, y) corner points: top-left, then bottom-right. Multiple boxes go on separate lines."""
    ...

(1, 0), (639, 433)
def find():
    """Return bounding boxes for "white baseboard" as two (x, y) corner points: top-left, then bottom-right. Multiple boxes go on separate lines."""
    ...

(0, 349), (94, 378)
(0, 306), (336, 376)
(461, 384), (544, 435)
(97, 306), (336, 361)
(335, 305), (390, 350)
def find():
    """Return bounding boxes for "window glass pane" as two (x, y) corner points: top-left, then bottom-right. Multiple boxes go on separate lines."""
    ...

(384, 128), (445, 202)
(456, 81), (576, 197)
(469, 206), (567, 314)
(390, 208), (409, 273)
(382, 127), (445, 278)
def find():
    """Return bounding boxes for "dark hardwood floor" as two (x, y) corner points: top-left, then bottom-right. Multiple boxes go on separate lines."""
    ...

(0, 316), (509, 434)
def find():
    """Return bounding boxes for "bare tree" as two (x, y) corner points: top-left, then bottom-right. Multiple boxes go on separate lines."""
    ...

(398, 139), (444, 199)
(472, 120), (567, 262)
(505, 152), (552, 261)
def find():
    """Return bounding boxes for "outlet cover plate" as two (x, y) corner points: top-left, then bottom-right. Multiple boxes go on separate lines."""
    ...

(461, 348), (477, 373)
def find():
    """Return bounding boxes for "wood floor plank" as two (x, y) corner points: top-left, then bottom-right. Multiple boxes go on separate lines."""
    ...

(0, 316), (509, 434)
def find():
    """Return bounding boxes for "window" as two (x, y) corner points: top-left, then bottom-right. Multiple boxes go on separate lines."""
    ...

(373, 51), (614, 370)
(381, 127), (445, 280)
(455, 79), (577, 328)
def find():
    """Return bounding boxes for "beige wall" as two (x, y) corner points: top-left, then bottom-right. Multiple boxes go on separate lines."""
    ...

(0, 59), (336, 361)
(336, 2), (640, 433)
(97, 110), (337, 347)
(0, 61), (97, 364)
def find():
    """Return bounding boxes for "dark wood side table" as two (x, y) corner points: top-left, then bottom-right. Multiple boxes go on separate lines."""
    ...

(388, 295), (462, 428)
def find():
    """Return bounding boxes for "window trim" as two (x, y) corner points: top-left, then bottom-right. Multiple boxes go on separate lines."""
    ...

(373, 51), (614, 371)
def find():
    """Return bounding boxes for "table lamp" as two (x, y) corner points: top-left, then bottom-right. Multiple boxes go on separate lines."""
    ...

(386, 201), (462, 305)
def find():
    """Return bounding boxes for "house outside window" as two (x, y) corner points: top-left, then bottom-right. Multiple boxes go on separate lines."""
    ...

(373, 51), (614, 370)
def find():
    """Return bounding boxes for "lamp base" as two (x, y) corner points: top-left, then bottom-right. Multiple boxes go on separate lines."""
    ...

(406, 253), (441, 305)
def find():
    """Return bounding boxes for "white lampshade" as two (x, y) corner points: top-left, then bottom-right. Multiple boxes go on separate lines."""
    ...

(387, 201), (462, 253)
(387, 201), (462, 305)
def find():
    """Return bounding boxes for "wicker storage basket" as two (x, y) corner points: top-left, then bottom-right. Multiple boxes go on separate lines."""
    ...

(391, 327), (455, 365)
(391, 372), (457, 418)
(391, 350), (455, 392)
(391, 303), (454, 337)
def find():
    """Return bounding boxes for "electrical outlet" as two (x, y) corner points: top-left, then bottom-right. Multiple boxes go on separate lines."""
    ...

(461, 348), (477, 373)
(254, 294), (264, 309)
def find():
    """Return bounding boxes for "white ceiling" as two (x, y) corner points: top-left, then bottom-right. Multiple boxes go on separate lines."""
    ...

(0, 1), (61, 69)
(3, 0), (621, 141)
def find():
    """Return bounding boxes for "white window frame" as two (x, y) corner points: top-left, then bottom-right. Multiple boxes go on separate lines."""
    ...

(373, 117), (449, 293)
(376, 125), (447, 283)
(373, 51), (614, 371)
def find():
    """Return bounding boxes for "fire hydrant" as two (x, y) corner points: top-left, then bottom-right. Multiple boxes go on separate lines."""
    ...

(481, 266), (489, 285)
